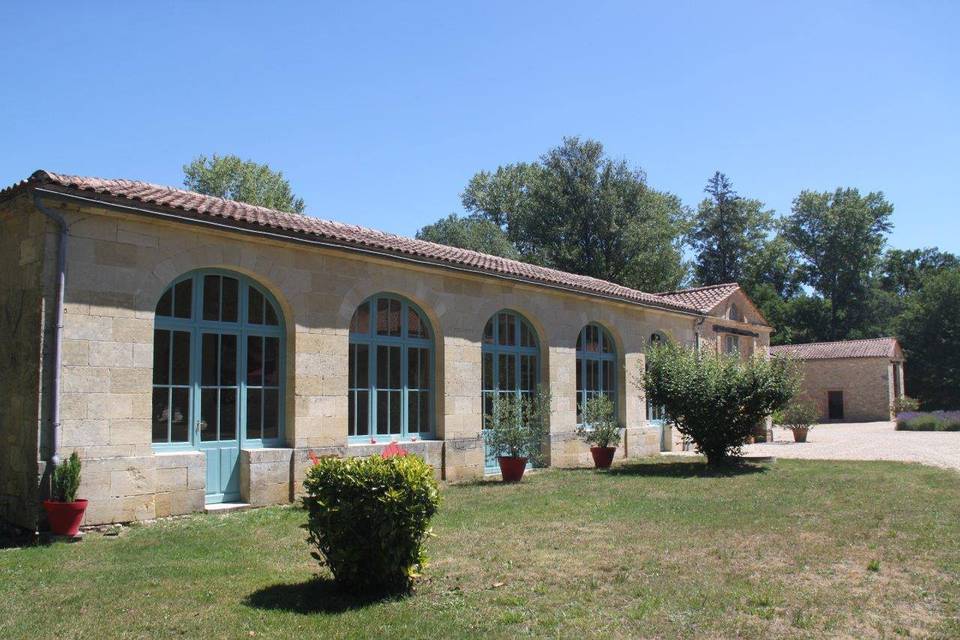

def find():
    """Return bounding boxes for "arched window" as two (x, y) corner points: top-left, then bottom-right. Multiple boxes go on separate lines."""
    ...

(575, 323), (617, 424)
(152, 270), (285, 446)
(349, 295), (433, 441)
(646, 332), (667, 424)
(728, 304), (742, 322)
(481, 311), (540, 468)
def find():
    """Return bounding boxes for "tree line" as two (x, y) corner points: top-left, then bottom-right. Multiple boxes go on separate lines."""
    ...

(183, 147), (960, 410)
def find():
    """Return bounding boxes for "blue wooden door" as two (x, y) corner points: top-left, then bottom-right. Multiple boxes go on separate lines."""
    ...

(196, 330), (241, 503)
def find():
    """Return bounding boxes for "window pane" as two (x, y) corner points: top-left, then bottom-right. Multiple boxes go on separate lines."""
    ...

(246, 388), (262, 440)
(221, 389), (237, 440)
(263, 337), (279, 386)
(521, 320), (534, 348)
(407, 307), (426, 338)
(389, 346), (401, 389)
(200, 388), (218, 442)
(498, 313), (515, 346)
(376, 298), (401, 336)
(377, 390), (388, 434)
(350, 302), (370, 334)
(263, 389), (279, 439)
(220, 334), (237, 386)
(576, 329), (583, 351)
(203, 275), (220, 321)
(202, 333), (218, 386)
(156, 289), (173, 317)
(264, 300), (279, 326)
(355, 344), (369, 388)
(152, 388), (169, 442)
(419, 392), (430, 433)
(172, 331), (191, 385)
(390, 391), (401, 434)
(407, 347), (420, 390)
(576, 357), (583, 394)
(174, 279), (193, 319)
(170, 387), (190, 442)
(153, 330), (170, 385)
(356, 390), (369, 436)
(248, 287), (265, 324)
(408, 391), (420, 433)
(247, 336), (263, 387)
(349, 389), (356, 436)
(221, 277), (238, 322)
(377, 345), (390, 388)
(482, 352), (493, 390)
(603, 360), (614, 394)
(483, 319), (494, 344)
(419, 348), (430, 388)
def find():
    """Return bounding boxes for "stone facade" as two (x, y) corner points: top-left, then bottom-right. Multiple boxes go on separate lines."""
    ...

(793, 357), (903, 423)
(0, 193), (772, 528)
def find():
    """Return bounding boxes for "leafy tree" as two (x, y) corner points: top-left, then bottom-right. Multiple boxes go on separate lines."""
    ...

(784, 188), (893, 339)
(460, 137), (690, 292)
(183, 154), (305, 213)
(415, 214), (519, 259)
(690, 172), (774, 285)
(642, 342), (800, 466)
(879, 248), (958, 297)
(740, 232), (803, 301)
(896, 269), (960, 410)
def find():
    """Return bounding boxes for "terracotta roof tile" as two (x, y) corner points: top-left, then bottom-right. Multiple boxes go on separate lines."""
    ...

(0, 170), (723, 315)
(770, 337), (901, 360)
(655, 282), (741, 314)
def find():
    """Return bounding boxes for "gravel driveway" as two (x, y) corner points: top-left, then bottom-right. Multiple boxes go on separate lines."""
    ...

(742, 421), (960, 471)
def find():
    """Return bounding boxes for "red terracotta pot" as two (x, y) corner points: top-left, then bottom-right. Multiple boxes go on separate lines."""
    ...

(792, 427), (809, 443)
(43, 499), (88, 537)
(590, 446), (617, 469)
(497, 456), (528, 482)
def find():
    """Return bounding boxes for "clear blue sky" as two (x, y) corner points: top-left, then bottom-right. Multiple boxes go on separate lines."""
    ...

(3, 1), (957, 252)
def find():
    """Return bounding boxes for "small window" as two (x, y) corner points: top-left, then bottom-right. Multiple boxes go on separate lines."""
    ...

(728, 304), (742, 322)
(724, 335), (739, 355)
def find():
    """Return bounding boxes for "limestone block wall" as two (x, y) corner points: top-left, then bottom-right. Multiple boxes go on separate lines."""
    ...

(0, 197), (771, 526)
(795, 358), (895, 422)
(0, 197), (50, 529)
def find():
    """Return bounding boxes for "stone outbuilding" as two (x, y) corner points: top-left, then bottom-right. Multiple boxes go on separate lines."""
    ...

(0, 170), (772, 530)
(770, 338), (905, 423)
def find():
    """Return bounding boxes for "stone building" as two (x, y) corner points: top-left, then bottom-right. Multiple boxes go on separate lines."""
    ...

(770, 338), (905, 423)
(0, 171), (771, 529)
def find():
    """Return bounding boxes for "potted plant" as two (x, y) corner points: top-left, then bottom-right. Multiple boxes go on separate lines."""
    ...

(576, 395), (622, 469)
(483, 388), (550, 482)
(775, 399), (819, 443)
(43, 452), (87, 537)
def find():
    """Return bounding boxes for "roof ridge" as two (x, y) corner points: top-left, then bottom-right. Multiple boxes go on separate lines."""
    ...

(770, 337), (896, 348)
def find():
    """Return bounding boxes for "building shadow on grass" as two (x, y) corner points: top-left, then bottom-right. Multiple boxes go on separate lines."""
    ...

(244, 577), (401, 615)
(608, 459), (769, 478)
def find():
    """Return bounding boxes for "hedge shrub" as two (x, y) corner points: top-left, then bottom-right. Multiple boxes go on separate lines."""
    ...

(303, 453), (440, 594)
(895, 411), (960, 432)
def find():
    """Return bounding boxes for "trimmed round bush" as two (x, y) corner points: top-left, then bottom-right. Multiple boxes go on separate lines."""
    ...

(303, 453), (440, 594)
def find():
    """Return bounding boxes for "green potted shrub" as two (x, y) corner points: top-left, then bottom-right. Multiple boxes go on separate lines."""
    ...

(775, 399), (819, 443)
(43, 452), (87, 536)
(576, 395), (622, 469)
(483, 388), (550, 482)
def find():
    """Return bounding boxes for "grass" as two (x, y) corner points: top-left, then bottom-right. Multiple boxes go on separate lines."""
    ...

(2, 457), (959, 639)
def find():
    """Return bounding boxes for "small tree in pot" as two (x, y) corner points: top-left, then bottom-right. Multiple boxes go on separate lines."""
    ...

(774, 399), (819, 442)
(577, 395), (622, 469)
(43, 452), (88, 537)
(483, 388), (550, 482)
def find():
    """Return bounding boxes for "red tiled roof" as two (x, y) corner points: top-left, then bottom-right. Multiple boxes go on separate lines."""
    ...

(656, 282), (741, 314)
(770, 337), (901, 360)
(1, 170), (713, 315)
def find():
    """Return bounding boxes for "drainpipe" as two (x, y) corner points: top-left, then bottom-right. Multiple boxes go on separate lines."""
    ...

(32, 192), (67, 468)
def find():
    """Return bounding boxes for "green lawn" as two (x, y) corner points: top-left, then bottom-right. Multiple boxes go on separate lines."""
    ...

(2, 458), (958, 639)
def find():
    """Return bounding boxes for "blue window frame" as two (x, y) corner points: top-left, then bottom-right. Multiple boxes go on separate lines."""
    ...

(576, 323), (617, 424)
(481, 311), (540, 469)
(151, 270), (285, 449)
(646, 332), (667, 424)
(348, 295), (434, 442)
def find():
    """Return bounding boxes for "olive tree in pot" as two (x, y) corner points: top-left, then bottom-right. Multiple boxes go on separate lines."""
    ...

(43, 452), (87, 537)
(483, 388), (550, 482)
(774, 399), (819, 442)
(576, 395), (622, 469)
